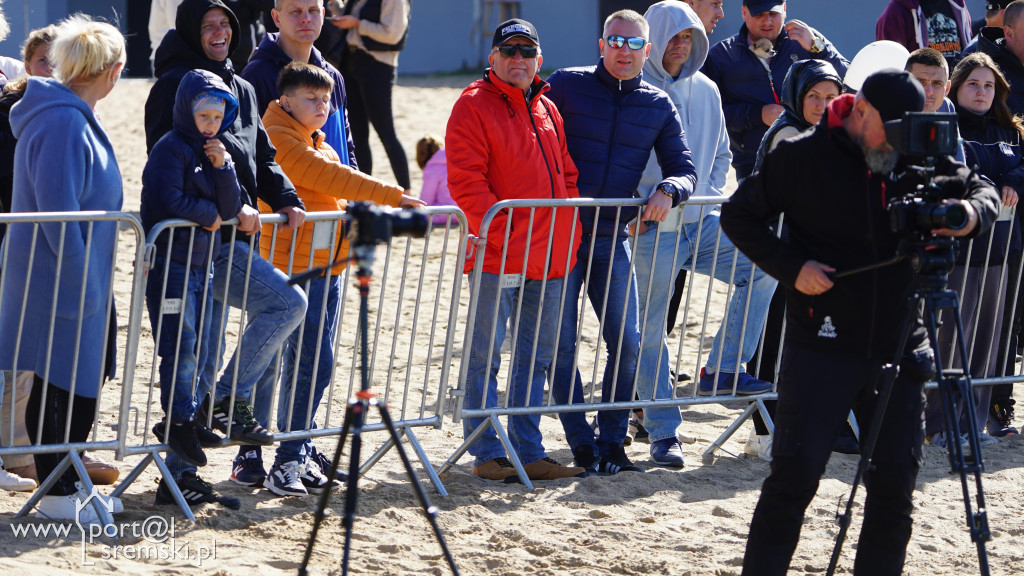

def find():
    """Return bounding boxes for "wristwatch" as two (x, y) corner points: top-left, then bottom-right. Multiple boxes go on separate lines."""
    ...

(656, 182), (678, 202)
(808, 34), (824, 55)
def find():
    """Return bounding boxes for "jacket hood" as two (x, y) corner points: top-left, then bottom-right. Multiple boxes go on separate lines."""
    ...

(643, 1), (709, 85)
(174, 69), (239, 147)
(780, 59), (843, 130)
(154, 28), (234, 80)
(175, 0), (240, 62)
(9, 77), (103, 141)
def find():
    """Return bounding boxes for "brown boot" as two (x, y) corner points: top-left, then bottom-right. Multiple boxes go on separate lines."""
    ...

(472, 457), (518, 481)
(82, 453), (119, 485)
(522, 457), (585, 480)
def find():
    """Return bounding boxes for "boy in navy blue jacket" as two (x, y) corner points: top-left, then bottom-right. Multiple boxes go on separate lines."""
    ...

(141, 69), (243, 474)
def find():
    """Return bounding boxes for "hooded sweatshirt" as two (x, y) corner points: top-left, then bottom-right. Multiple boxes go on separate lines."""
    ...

(142, 69), (244, 268)
(0, 78), (123, 397)
(640, 1), (730, 227)
(876, 0), (973, 61)
(754, 59), (842, 172)
(144, 0), (301, 245)
(241, 32), (356, 166)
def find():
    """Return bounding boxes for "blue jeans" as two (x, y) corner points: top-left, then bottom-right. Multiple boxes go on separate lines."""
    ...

(552, 236), (638, 453)
(630, 213), (777, 441)
(145, 258), (213, 423)
(462, 272), (562, 467)
(170, 240), (307, 480)
(252, 274), (341, 466)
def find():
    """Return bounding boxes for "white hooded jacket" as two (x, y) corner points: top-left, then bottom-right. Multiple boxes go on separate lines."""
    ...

(641, 1), (731, 226)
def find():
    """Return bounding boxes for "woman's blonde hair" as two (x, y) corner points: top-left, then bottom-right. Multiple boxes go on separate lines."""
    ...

(23, 24), (58, 64)
(50, 14), (126, 86)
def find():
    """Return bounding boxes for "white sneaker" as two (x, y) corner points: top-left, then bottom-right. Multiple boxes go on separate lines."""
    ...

(74, 481), (123, 514)
(35, 494), (101, 525)
(264, 461), (308, 496)
(0, 468), (36, 492)
(745, 429), (773, 462)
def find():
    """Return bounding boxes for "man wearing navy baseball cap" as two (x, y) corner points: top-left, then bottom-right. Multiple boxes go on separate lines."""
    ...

(703, 1), (849, 179)
(720, 69), (999, 575)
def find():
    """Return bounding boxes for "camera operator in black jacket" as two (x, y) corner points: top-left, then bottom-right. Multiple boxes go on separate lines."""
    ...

(720, 69), (999, 576)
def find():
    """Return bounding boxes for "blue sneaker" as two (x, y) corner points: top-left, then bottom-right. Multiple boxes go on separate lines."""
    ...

(650, 437), (684, 468)
(230, 447), (267, 487)
(698, 368), (773, 396)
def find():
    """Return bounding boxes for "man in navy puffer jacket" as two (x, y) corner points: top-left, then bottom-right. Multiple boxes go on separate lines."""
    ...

(546, 9), (697, 472)
(703, 0), (848, 179)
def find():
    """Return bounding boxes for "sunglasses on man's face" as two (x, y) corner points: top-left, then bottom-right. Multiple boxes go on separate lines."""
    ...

(494, 44), (539, 59)
(604, 35), (647, 50)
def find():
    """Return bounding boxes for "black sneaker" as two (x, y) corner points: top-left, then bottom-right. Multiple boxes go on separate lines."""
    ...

(166, 420), (207, 467)
(309, 445), (347, 484)
(598, 444), (644, 474)
(199, 396), (274, 445)
(299, 457), (338, 495)
(153, 420), (223, 448)
(230, 447), (267, 487)
(155, 472), (240, 510)
(572, 444), (599, 473)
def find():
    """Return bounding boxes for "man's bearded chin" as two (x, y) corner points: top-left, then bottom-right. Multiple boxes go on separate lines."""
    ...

(863, 142), (900, 174)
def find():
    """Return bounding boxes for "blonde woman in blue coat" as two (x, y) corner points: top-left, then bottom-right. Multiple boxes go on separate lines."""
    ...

(0, 15), (125, 524)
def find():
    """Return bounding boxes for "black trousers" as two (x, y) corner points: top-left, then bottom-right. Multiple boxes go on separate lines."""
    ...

(340, 47), (411, 190)
(742, 344), (928, 576)
(25, 376), (97, 496)
(751, 287), (786, 434)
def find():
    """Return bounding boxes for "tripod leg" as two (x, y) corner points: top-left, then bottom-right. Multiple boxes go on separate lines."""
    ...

(924, 290), (991, 575)
(376, 399), (461, 575)
(340, 398), (367, 576)
(298, 397), (355, 576)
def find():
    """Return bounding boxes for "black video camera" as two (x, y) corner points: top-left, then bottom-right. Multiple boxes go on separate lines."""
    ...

(347, 201), (429, 247)
(885, 113), (967, 236)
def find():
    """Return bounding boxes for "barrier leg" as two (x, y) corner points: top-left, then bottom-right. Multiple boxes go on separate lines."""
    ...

(14, 451), (75, 519)
(360, 433), (399, 476)
(436, 417), (491, 475)
(702, 401), (760, 464)
(150, 450), (197, 522)
(405, 428), (448, 497)
(109, 451), (156, 499)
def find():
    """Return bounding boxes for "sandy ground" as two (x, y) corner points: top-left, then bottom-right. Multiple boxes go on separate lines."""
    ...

(0, 76), (1023, 576)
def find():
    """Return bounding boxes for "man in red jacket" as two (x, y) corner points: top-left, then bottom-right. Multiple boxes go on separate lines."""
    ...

(446, 19), (585, 482)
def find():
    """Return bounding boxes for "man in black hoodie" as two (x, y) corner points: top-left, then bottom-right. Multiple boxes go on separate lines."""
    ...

(721, 69), (998, 576)
(144, 0), (309, 507)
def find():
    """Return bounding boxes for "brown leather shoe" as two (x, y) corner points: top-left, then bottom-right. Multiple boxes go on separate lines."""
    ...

(82, 453), (119, 485)
(472, 457), (518, 481)
(522, 457), (585, 480)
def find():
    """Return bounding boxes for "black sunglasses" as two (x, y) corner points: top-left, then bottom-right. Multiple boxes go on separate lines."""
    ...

(604, 35), (647, 50)
(494, 44), (539, 59)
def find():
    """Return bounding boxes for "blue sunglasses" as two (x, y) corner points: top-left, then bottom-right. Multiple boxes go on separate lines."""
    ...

(604, 35), (647, 50)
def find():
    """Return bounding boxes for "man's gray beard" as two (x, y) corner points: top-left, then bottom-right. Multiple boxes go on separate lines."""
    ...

(863, 145), (899, 174)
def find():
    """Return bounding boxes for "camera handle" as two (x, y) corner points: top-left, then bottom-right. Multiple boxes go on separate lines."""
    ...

(298, 242), (460, 576)
(825, 272), (991, 576)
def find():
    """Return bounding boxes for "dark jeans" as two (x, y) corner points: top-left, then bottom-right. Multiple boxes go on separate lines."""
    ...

(752, 287), (785, 435)
(25, 376), (97, 496)
(340, 47), (411, 190)
(742, 344), (928, 576)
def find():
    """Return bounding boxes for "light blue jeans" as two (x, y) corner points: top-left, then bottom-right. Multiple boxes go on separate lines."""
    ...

(462, 272), (562, 467)
(252, 274), (342, 467)
(630, 213), (777, 441)
(170, 240), (307, 479)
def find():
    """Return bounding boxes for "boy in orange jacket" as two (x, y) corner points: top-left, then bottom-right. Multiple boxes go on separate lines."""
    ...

(256, 62), (422, 496)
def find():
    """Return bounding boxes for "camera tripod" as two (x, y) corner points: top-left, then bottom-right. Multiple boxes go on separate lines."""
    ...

(296, 205), (459, 576)
(826, 237), (991, 576)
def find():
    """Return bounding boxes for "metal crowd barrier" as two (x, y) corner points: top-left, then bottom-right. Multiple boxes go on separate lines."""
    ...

(112, 208), (467, 516)
(438, 196), (782, 487)
(0, 211), (146, 527)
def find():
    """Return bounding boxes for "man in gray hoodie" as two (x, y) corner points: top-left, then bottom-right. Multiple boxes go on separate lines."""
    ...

(632, 1), (777, 449)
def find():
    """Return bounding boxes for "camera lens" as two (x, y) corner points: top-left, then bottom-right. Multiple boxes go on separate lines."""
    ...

(929, 203), (967, 231)
(390, 210), (429, 239)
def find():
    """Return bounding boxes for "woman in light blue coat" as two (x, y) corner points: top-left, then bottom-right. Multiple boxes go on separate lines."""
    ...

(0, 15), (125, 523)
